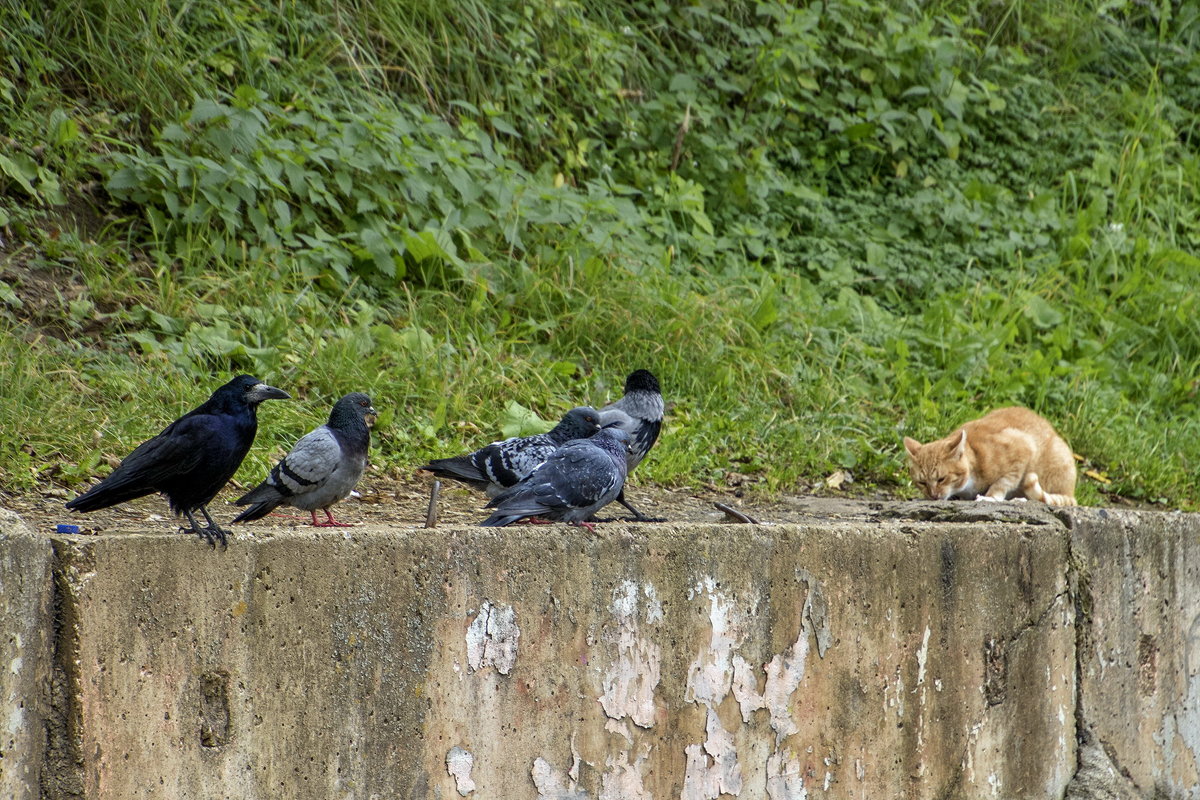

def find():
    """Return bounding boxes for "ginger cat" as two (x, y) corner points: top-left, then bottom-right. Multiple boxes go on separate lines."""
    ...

(903, 407), (1077, 506)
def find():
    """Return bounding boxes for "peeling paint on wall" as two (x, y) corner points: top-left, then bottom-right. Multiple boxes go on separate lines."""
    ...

(446, 747), (476, 796)
(599, 748), (652, 800)
(466, 600), (519, 675)
(532, 755), (590, 800)
(681, 580), (751, 798)
(731, 627), (809, 741)
(682, 571), (834, 799)
(1176, 613), (1200, 793)
(796, 568), (832, 658)
(599, 581), (662, 729)
(915, 626), (931, 688)
(682, 707), (743, 799)
(685, 583), (746, 707)
(766, 749), (807, 800)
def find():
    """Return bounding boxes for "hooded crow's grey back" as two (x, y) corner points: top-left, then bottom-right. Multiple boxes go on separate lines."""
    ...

(421, 406), (603, 496)
(479, 427), (631, 528)
(64, 374), (290, 547)
(233, 392), (376, 527)
(597, 369), (663, 519)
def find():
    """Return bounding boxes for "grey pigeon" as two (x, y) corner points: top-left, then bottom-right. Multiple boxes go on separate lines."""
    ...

(232, 392), (376, 527)
(597, 370), (663, 519)
(480, 427), (632, 531)
(421, 406), (602, 496)
(65, 375), (290, 548)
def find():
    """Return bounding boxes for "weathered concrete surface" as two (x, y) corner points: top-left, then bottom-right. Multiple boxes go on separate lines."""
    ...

(20, 516), (1073, 800)
(14, 502), (1200, 799)
(0, 509), (53, 800)
(1068, 508), (1200, 799)
(423, 521), (1074, 800)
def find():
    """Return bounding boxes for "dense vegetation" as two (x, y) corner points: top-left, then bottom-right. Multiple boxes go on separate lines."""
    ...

(2, 0), (1199, 507)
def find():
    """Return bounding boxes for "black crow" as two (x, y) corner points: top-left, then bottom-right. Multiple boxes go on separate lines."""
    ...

(65, 374), (290, 547)
(232, 392), (377, 527)
(420, 406), (602, 496)
(598, 370), (663, 519)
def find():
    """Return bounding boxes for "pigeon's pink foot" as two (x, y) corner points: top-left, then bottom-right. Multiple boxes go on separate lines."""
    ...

(572, 520), (597, 533)
(309, 509), (353, 528)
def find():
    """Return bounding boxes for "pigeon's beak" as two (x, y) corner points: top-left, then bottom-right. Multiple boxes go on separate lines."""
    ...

(249, 383), (291, 402)
(365, 406), (378, 427)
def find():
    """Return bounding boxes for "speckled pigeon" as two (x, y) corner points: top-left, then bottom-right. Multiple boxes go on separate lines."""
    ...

(233, 392), (376, 527)
(479, 426), (632, 530)
(421, 406), (603, 496)
(597, 369), (663, 519)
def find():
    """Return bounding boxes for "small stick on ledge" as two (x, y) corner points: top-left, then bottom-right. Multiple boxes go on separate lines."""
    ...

(714, 502), (760, 525)
(425, 480), (441, 528)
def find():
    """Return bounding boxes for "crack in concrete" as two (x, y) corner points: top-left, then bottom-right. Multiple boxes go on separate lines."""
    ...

(1062, 515), (1143, 800)
(39, 540), (91, 800)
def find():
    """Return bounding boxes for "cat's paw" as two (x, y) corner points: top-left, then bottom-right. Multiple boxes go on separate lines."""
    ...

(974, 494), (1002, 502)
(1011, 497), (1028, 503)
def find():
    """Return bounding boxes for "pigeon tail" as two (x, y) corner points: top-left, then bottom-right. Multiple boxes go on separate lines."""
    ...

(231, 480), (287, 524)
(480, 509), (536, 527)
(230, 499), (281, 524)
(420, 455), (491, 490)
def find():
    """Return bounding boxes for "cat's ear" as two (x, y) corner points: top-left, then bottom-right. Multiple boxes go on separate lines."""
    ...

(903, 436), (922, 458)
(950, 429), (967, 458)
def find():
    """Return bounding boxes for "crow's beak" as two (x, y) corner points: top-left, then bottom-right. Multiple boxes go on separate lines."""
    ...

(249, 383), (291, 402)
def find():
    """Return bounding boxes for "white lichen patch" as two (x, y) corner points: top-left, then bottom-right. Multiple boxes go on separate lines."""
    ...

(466, 600), (520, 675)
(600, 581), (662, 729)
(446, 746), (476, 796)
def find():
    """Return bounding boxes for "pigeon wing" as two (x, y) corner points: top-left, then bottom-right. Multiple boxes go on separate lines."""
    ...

(483, 434), (557, 486)
(547, 444), (621, 509)
(240, 427), (340, 503)
(276, 427), (343, 491)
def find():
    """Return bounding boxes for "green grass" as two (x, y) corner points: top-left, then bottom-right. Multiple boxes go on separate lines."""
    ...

(2, 0), (1200, 509)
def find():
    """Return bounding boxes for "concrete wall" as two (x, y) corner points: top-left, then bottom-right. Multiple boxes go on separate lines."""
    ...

(1069, 508), (1200, 799)
(0, 510), (54, 800)
(1, 505), (1196, 799)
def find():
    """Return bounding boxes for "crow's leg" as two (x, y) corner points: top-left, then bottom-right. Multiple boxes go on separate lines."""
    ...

(179, 509), (207, 541)
(196, 506), (230, 549)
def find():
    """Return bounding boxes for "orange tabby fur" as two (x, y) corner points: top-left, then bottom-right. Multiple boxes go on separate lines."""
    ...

(903, 407), (1077, 506)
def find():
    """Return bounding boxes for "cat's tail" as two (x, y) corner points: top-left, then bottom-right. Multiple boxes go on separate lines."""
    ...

(1021, 472), (1077, 506)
